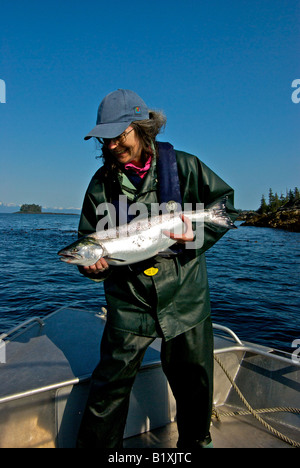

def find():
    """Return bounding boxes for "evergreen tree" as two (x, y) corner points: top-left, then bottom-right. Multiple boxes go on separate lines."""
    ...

(258, 194), (268, 214)
(268, 188), (274, 208)
(280, 192), (286, 205)
(258, 187), (299, 212)
(272, 192), (280, 211)
(288, 189), (295, 203)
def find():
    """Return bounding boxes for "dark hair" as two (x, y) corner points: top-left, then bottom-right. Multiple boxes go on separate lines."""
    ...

(97, 110), (167, 176)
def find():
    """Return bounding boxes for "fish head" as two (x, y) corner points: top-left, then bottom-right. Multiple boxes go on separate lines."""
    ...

(58, 236), (104, 266)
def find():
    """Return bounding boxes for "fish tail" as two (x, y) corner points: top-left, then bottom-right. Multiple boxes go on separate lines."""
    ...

(188, 197), (237, 230)
(208, 197), (237, 230)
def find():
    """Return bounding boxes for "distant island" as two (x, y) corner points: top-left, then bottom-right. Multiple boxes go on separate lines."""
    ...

(238, 187), (300, 232)
(16, 204), (79, 215)
(19, 204), (42, 213)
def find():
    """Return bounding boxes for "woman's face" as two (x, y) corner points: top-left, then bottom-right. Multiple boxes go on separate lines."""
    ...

(105, 126), (144, 167)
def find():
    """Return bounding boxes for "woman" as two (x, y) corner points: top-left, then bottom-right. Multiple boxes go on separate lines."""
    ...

(76, 89), (237, 448)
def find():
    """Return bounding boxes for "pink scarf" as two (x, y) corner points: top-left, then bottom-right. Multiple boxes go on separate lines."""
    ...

(124, 155), (152, 179)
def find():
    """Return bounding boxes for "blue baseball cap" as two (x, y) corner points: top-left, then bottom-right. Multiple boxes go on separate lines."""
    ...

(84, 89), (150, 140)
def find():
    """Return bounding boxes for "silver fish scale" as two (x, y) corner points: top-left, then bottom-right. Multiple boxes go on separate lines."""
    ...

(99, 213), (185, 265)
(58, 199), (235, 267)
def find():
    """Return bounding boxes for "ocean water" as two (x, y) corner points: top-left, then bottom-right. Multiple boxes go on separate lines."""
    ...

(0, 213), (299, 353)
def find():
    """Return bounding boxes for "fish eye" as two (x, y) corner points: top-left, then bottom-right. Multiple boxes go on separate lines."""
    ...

(72, 247), (79, 252)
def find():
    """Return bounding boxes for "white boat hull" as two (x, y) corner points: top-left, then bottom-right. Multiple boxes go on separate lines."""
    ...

(0, 307), (299, 448)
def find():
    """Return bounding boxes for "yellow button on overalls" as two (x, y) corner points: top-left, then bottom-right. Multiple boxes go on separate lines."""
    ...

(143, 267), (159, 277)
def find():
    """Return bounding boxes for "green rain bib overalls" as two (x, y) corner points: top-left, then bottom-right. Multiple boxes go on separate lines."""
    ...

(76, 144), (237, 448)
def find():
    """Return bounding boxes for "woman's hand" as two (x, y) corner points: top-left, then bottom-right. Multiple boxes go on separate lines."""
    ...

(163, 214), (194, 244)
(83, 257), (109, 275)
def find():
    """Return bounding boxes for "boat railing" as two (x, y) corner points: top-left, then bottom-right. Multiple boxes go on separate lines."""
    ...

(212, 323), (300, 367)
(0, 317), (45, 343)
(212, 323), (243, 345)
(0, 375), (91, 405)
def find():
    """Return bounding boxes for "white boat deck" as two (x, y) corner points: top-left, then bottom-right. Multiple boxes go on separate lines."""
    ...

(0, 307), (299, 449)
(124, 416), (299, 449)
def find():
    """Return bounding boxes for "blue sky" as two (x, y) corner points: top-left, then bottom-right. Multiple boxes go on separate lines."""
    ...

(0, 0), (299, 211)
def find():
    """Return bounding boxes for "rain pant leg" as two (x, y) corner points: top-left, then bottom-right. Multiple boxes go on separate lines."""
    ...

(76, 325), (155, 448)
(160, 316), (214, 448)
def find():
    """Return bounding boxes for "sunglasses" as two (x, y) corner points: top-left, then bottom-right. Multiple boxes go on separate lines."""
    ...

(99, 128), (134, 146)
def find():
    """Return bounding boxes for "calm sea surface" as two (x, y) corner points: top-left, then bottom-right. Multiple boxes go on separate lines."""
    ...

(0, 213), (299, 352)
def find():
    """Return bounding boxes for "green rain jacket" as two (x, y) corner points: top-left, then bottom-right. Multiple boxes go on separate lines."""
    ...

(78, 146), (237, 341)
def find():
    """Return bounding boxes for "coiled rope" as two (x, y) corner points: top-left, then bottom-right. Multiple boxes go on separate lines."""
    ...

(213, 354), (300, 448)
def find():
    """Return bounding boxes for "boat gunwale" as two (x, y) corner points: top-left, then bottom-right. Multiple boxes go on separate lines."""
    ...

(1, 343), (299, 405)
(0, 308), (299, 405)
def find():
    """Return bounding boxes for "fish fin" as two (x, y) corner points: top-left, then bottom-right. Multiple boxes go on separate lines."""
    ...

(104, 256), (126, 263)
(206, 219), (237, 231)
(205, 196), (227, 212)
(158, 248), (178, 257)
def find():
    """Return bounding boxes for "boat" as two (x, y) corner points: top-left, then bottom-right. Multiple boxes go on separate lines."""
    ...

(0, 306), (299, 449)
